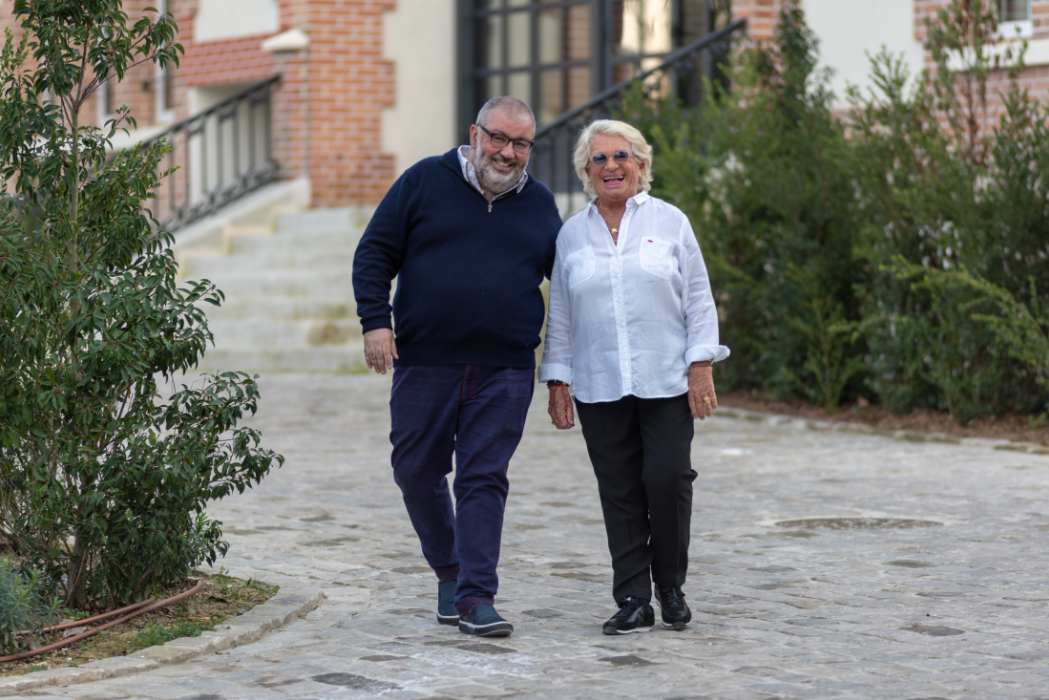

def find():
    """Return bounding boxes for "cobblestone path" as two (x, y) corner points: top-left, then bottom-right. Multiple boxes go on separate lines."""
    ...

(30, 374), (1049, 700)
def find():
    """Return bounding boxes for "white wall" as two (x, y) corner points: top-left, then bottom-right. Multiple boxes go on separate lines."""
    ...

(381, 0), (457, 177)
(194, 0), (280, 43)
(804, 0), (925, 106)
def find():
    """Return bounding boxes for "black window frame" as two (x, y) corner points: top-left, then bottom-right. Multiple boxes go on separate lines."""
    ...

(457, 0), (721, 142)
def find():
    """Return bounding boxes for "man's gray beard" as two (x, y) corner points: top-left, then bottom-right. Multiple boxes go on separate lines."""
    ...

(473, 151), (526, 193)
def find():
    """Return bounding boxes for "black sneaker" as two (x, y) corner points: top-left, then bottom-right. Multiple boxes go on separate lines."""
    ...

(602, 597), (655, 635)
(437, 579), (458, 626)
(655, 586), (691, 629)
(458, 604), (513, 637)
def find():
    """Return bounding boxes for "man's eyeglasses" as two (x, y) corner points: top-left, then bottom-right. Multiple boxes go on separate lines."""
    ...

(590, 151), (633, 167)
(478, 124), (534, 155)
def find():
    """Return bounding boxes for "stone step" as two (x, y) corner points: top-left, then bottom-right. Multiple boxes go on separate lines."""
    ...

(203, 296), (360, 322)
(276, 206), (376, 235)
(183, 251), (355, 278)
(230, 230), (365, 256)
(209, 319), (361, 347)
(193, 345), (369, 374)
(207, 271), (355, 297)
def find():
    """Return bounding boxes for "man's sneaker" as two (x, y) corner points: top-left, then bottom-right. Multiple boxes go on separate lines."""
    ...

(655, 586), (692, 629)
(437, 579), (458, 626)
(602, 597), (655, 635)
(458, 604), (513, 637)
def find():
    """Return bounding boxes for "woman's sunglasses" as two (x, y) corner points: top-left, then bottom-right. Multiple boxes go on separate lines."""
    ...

(590, 151), (633, 167)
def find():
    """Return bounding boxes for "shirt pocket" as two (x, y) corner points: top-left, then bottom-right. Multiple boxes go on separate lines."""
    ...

(564, 246), (596, 289)
(639, 238), (676, 280)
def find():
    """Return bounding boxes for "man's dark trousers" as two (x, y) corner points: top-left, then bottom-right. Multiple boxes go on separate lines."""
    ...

(390, 364), (534, 615)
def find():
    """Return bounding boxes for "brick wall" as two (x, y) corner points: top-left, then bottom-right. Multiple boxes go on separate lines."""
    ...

(176, 0), (397, 206)
(913, 1), (1049, 136)
(731, 0), (785, 42)
(305, 0), (395, 206)
(1, 0), (399, 208)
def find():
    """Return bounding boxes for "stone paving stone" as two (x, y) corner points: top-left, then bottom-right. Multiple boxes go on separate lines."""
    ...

(24, 373), (1049, 699)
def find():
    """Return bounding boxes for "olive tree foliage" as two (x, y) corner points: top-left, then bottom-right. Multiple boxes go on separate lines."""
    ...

(0, 1), (283, 611)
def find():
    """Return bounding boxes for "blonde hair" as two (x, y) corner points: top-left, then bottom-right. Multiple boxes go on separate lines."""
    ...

(572, 119), (653, 197)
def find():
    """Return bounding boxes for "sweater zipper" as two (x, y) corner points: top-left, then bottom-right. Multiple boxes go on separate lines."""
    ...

(488, 201), (492, 213)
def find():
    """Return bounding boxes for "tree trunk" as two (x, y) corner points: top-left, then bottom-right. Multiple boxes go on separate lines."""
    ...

(64, 535), (88, 610)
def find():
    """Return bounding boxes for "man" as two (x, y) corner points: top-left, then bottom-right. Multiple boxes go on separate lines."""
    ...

(352, 97), (561, 637)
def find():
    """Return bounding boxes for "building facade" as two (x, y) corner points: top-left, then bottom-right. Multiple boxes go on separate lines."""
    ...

(2, 0), (1047, 211)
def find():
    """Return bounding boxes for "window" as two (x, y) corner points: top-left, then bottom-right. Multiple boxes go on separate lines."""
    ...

(998, 0), (1032, 38)
(459, 0), (725, 139)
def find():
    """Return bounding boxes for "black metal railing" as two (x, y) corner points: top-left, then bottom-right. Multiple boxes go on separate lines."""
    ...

(528, 18), (745, 212)
(142, 75), (281, 231)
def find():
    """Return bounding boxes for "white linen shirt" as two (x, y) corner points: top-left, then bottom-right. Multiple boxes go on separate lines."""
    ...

(538, 192), (730, 403)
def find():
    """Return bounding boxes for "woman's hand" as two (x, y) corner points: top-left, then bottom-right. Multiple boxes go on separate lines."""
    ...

(548, 384), (575, 429)
(688, 362), (718, 420)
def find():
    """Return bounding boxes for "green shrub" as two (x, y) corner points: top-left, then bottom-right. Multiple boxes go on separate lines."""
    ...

(0, 1), (283, 610)
(626, 0), (1049, 420)
(0, 557), (61, 657)
(849, 0), (1049, 420)
(635, 3), (865, 406)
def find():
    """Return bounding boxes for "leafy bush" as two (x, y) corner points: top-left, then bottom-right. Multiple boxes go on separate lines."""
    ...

(849, 0), (1049, 421)
(629, 0), (1048, 420)
(0, 557), (61, 657)
(0, 1), (283, 610)
(632, 3), (865, 410)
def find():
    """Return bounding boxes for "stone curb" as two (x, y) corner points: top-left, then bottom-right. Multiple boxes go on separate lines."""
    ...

(0, 582), (325, 697)
(716, 407), (1049, 455)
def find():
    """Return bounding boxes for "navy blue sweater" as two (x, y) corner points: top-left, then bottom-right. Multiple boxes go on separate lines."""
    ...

(352, 149), (562, 369)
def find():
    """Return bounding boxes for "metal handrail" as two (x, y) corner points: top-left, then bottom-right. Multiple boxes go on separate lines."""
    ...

(534, 19), (746, 140)
(143, 75), (282, 231)
(529, 18), (747, 212)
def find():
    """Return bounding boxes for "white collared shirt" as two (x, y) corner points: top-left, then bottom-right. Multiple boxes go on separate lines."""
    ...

(538, 192), (730, 403)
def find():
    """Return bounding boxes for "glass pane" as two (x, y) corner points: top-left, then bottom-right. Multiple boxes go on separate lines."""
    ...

(1001, 0), (1029, 21)
(508, 10), (530, 67)
(508, 71), (531, 105)
(483, 15), (503, 69)
(538, 69), (563, 125)
(486, 75), (502, 103)
(478, 0), (503, 8)
(538, 8), (561, 65)
(613, 0), (671, 56)
(566, 66), (590, 110)
(507, 0), (529, 6)
(566, 3), (590, 61)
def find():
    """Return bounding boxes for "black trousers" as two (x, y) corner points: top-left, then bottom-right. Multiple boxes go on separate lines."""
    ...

(575, 394), (697, 604)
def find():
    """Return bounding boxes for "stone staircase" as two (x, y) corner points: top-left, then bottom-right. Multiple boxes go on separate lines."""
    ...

(178, 205), (375, 374)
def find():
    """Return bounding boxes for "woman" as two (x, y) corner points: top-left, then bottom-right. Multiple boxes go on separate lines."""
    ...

(538, 119), (729, 635)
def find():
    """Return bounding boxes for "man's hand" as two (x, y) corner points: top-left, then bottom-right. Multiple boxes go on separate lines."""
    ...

(363, 328), (399, 374)
(548, 384), (574, 429)
(688, 362), (717, 420)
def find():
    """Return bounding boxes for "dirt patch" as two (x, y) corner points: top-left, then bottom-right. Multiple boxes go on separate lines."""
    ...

(0, 570), (278, 678)
(719, 391), (1049, 447)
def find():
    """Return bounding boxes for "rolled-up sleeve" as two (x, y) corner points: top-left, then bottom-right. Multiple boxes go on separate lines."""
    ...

(537, 242), (574, 385)
(680, 218), (731, 365)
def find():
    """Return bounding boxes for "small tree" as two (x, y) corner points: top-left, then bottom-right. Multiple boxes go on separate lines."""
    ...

(0, 1), (282, 610)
